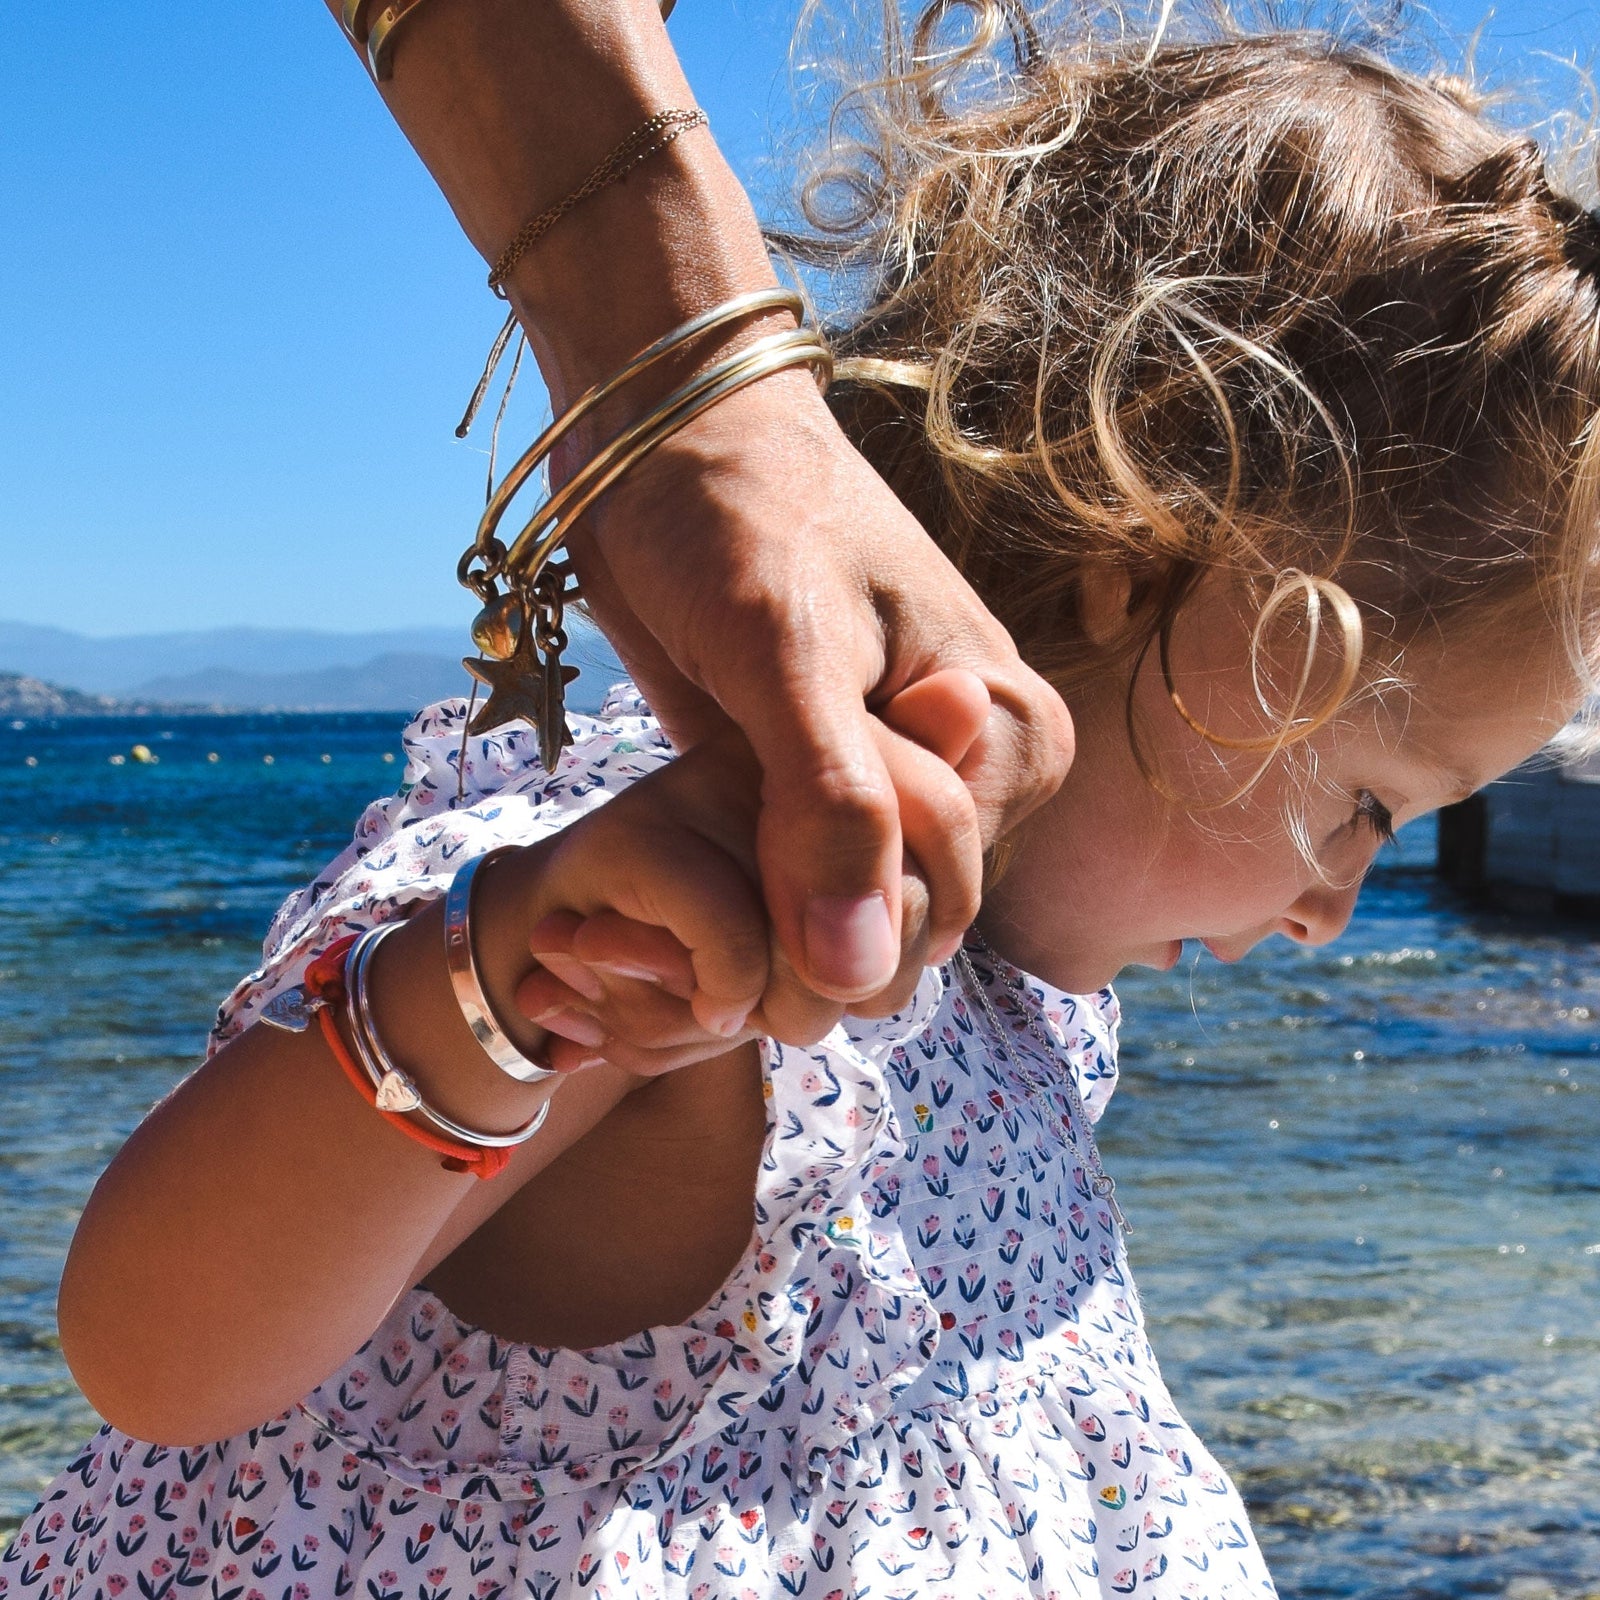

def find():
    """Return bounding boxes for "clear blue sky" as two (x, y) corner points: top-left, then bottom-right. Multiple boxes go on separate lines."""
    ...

(1, 2), (1593, 637)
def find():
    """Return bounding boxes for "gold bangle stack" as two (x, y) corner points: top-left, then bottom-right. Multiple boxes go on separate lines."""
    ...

(457, 288), (832, 770)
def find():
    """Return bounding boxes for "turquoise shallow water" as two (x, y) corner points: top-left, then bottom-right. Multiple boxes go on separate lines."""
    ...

(1, 710), (1598, 1597)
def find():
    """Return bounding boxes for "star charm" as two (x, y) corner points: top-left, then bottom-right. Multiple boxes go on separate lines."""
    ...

(539, 657), (580, 773)
(464, 629), (545, 737)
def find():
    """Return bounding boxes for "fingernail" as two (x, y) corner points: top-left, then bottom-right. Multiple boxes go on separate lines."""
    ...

(572, 1051), (606, 1072)
(804, 893), (897, 994)
(590, 960), (664, 985)
(529, 952), (605, 1002)
(705, 1008), (748, 1039)
(531, 1006), (605, 1048)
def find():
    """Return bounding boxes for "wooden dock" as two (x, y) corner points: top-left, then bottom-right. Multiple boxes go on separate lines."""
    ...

(1438, 720), (1600, 912)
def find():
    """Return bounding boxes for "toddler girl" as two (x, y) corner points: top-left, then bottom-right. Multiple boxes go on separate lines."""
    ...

(7, 9), (1600, 1598)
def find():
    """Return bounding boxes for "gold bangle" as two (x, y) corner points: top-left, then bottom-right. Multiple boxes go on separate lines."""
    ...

(456, 292), (831, 767)
(464, 287), (805, 583)
(341, 0), (680, 84)
(503, 328), (832, 588)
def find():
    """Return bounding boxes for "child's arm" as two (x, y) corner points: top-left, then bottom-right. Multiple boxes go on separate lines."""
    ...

(56, 731), (779, 1448)
(57, 673), (991, 1446)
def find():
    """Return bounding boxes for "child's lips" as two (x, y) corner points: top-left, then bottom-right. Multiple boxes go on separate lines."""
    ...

(1201, 937), (1241, 964)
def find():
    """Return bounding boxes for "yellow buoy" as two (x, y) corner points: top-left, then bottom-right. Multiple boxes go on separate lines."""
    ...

(129, 744), (158, 765)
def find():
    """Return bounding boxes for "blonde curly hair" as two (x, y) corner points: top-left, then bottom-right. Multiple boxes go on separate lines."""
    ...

(776, 1), (1600, 757)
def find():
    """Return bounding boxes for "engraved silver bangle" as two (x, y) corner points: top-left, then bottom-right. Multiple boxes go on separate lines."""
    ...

(346, 922), (551, 1149)
(443, 847), (559, 1085)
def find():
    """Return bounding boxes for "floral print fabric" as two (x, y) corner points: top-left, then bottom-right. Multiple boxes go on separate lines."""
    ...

(4, 689), (1276, 1600)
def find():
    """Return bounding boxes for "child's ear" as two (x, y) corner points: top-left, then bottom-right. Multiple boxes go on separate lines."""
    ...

(1077, 565), (1134, 649)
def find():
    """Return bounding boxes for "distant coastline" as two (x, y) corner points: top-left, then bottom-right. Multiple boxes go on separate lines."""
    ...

(0, 672), (207, 719)
(0, 618), (624, 717)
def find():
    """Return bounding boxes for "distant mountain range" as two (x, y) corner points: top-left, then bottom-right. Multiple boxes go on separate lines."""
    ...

(0, 619), (625, 714)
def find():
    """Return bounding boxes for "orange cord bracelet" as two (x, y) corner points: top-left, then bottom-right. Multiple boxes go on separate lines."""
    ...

(303, 936), (512, 1180)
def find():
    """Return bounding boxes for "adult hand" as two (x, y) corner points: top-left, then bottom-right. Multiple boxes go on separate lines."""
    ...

(321, 0), (1075, 1006)
(570, 385), (1074, 1002)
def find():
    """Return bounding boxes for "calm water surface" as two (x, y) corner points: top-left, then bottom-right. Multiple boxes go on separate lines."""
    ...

(2, 711), (1598, 1598)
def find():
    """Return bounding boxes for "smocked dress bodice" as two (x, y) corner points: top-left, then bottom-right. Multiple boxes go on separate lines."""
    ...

(3, 689), (1276, 1600)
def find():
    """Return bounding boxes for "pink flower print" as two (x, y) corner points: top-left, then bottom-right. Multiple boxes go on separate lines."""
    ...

(567, 1375), (592, 1398)
(426, 1568), (448, 1587)
(245, 1590), (265, 1600)
(181, 1527), (198, 1545)
(365, 1483), (385, 1506)
(447, 1350), (472, 1373)
(127, 1479), (146, 1495)
(608, 1406), (629, 1426)
(305, 1469), (321, 1489)
(843, 1104), (862, 1127)
(293, 1587), (311, 1600)
(378, 1574), (398, 1589)
(238, 1462), (262, 1483)
(438, 1408), (459, 1428)
(150, 1563), (172, 1580)
(301, 1535), (319, 1553)
(390, 1339), (409, 1360)
(655, 1380), (674, 1401)
(105, 1580), (127, 1597)
(685, 1334), (710, 1358)
(125, 1517), (145, 1535)
(347, 1369), (370, 1390)
(922, 1155), (942, 1179)
(341, 1454), (359, 1473)
(220, 1567), (239, 1584)
(462, 1503), (482, 1524)
(44, 1514), (64, 1534)
(476, 1584), (498, 1598)
(189, 1548), (210, 1569)
(167, 1482), (186, 1501)
(757, 1249), (777, 1273)
(259, 1540), (276, 1556)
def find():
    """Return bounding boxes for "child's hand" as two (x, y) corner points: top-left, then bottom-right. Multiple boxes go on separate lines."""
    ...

(503, 670), (997, 1073)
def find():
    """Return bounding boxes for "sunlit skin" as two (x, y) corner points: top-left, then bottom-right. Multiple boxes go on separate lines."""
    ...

(980, 582), (1583, 994)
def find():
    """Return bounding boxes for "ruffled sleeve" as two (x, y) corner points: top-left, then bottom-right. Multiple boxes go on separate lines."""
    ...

(296, 971), (950, 1503)
(207, 685), (673, 1054)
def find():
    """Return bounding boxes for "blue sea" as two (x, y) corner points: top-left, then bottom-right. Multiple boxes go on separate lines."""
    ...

(2, 709), (1598, 1598)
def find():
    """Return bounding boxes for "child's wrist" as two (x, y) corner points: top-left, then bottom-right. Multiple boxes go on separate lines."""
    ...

(362, 890), (558, 1136)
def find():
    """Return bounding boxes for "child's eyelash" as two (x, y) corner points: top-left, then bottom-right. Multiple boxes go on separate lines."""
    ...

(1354, 789), (1396, 845)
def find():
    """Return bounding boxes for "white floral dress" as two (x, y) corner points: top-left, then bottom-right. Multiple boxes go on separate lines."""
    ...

(3, 688), (1276, 1600)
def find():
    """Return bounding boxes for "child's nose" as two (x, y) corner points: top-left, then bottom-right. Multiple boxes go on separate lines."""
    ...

(1278, 878), (1362, 946)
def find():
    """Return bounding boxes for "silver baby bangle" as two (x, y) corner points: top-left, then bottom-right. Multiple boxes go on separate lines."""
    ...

(347, 922), (551, 1149)
(444, 846), (559, 1084)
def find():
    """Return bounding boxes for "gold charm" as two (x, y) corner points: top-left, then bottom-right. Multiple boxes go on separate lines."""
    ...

(464, 623), (546, 737)
(470, 592), (525, 661)
(539, 648), (579, 772)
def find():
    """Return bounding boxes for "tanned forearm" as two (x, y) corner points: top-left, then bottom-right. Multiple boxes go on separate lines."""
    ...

(55, 845), (630, 1447)
(324, 0), (790, 441)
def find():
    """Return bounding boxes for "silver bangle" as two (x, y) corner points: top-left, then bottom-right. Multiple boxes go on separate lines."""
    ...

(443, 847), (559, 1085)
(346, 922), (551, 1149)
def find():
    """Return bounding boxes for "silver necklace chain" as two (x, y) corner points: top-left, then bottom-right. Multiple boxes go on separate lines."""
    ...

(955, 933), (1130, 1235)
